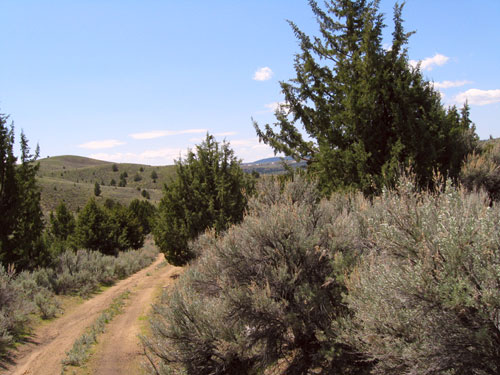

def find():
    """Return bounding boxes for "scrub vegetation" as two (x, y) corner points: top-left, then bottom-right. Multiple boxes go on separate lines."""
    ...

(2, 0), (500, 373)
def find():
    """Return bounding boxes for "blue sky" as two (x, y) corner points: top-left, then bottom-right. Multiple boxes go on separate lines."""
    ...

(1, 0), (499, 165)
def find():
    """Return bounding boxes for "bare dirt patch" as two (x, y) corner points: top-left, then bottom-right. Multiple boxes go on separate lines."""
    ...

(1, 254), (178, 375)
(86, 263), (181, 375)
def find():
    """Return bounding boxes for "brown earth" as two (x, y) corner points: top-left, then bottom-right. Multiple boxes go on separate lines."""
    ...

(1, 254), (181, 375)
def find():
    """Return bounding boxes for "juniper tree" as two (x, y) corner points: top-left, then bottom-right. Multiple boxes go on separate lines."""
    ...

(49, 202), (76, 241)
(94, 181), (101, 197)
(0, 113), (44, 269)
(153, 134), (254, 266)
(254, 0), (476, 195)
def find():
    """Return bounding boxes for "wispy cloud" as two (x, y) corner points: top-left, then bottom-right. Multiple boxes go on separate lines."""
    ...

(410, 53), (449, 71)
(215, 131), (237, 137)
(253, 67), (273, 81)
(229, 137), (277, 162)
(90, 147), (184, 165)
(454, 89), (500, 106)
(78, 139), (125, 149)
(130, 129), (207, 140)
(433, 80), (472, 89)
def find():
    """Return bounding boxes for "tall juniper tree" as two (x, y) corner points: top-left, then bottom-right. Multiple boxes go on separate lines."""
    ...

(0, 112), (44, 269)
(153, 134), (254, 266)
(255, 0), (477, 195)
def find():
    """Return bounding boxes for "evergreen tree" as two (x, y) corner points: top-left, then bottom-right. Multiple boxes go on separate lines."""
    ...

(49, 201), (76, 241)
(153, 134), (254, 265)
(74, 198), (114, 254)
(129, 199), (156, 235)
(0, 115), (19, 265)
(254, 0), (477, 195)
(107, 203), (144, 251)
(0, 113), (44, 269)
(94, 181), (101, 196)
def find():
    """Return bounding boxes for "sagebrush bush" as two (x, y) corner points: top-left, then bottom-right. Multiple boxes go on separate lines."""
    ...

(461, 142), (500, 201)
(0, 266), (32, 356)
(347, 177), (500, 374)
(0, 242), (158, 359)
(145, 177), (371, 375)
(15, 270), (59, 319)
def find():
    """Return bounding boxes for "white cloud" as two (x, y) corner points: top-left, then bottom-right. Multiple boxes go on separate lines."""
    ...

(215, 131), (237, 137)
(78, 139), (125, 149)
(454, 89), (500, 106)
(253, 67), (273, 81)
(90, 138), (277, 165)
(410, 53), (449, 71)
(90, 147), (184, 165)
(130, 128), (207, 140)
(228, 137), (276, 162)
(263, 101), (289, 113)
(433, 80), (472, 89)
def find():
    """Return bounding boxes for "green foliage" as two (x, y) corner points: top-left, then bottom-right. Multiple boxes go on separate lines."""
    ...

(74, 198), (145, 255)
(94, 181), (101, 196)
(74, 198), (114, 254)
(460, 141), (500, 201)
(145, 177), (371, 374)
(49, 201), (76, 245)
(0, 112), (45, 270)
(153, 134), (255, 266)
(129, 199), (156, 234)
(254, 1), (477, 195)
(346, 177), (500, 374)
(112, 163), (119, 172)
(134, 173), (142, 182)
(108, 202), (144, 251)
(150, 170), (158, 180)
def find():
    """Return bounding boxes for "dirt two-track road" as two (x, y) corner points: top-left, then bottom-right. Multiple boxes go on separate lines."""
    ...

(2, 254), (181, 375)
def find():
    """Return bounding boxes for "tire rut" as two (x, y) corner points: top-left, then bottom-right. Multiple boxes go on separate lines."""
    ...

(1, 254), (172, 375)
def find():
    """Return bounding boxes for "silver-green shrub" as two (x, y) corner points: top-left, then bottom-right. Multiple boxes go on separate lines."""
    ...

(0, 266), (31, 355)
(145, 177), (371, 375)
(347, 177), (500, 374)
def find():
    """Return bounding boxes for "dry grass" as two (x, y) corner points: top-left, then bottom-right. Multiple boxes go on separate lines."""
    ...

(36, 156), (175, 214)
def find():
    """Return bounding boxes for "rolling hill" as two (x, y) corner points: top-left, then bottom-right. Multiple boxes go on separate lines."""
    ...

(36, 156), (176, 213)
(36, 155), (298, 214)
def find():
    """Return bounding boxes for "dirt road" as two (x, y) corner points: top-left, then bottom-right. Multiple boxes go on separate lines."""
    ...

(2, 254), (181, 375)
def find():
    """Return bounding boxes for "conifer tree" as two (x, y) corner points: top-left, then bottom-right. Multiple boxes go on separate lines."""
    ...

(94, 181), (101, 196)
(153, 134), (254, 265)
(0, 113), (44, 269)
(49, 201), (76, 241)
(74, 198), (114, 254)
(254, 0), (477, 194)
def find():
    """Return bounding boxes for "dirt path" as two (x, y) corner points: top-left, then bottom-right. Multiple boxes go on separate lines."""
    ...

(88, 263), (181, 375)
(2, 254), (180, 375)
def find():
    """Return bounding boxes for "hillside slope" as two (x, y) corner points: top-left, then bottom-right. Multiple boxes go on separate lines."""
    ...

(36, 156), (176, 213)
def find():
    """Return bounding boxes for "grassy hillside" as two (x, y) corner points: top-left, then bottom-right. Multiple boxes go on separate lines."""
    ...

(37, 156), (176, 214)
(36, 155), (293, 215)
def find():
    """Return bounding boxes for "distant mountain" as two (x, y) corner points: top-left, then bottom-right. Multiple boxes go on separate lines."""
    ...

(245, 156), (294, 165)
